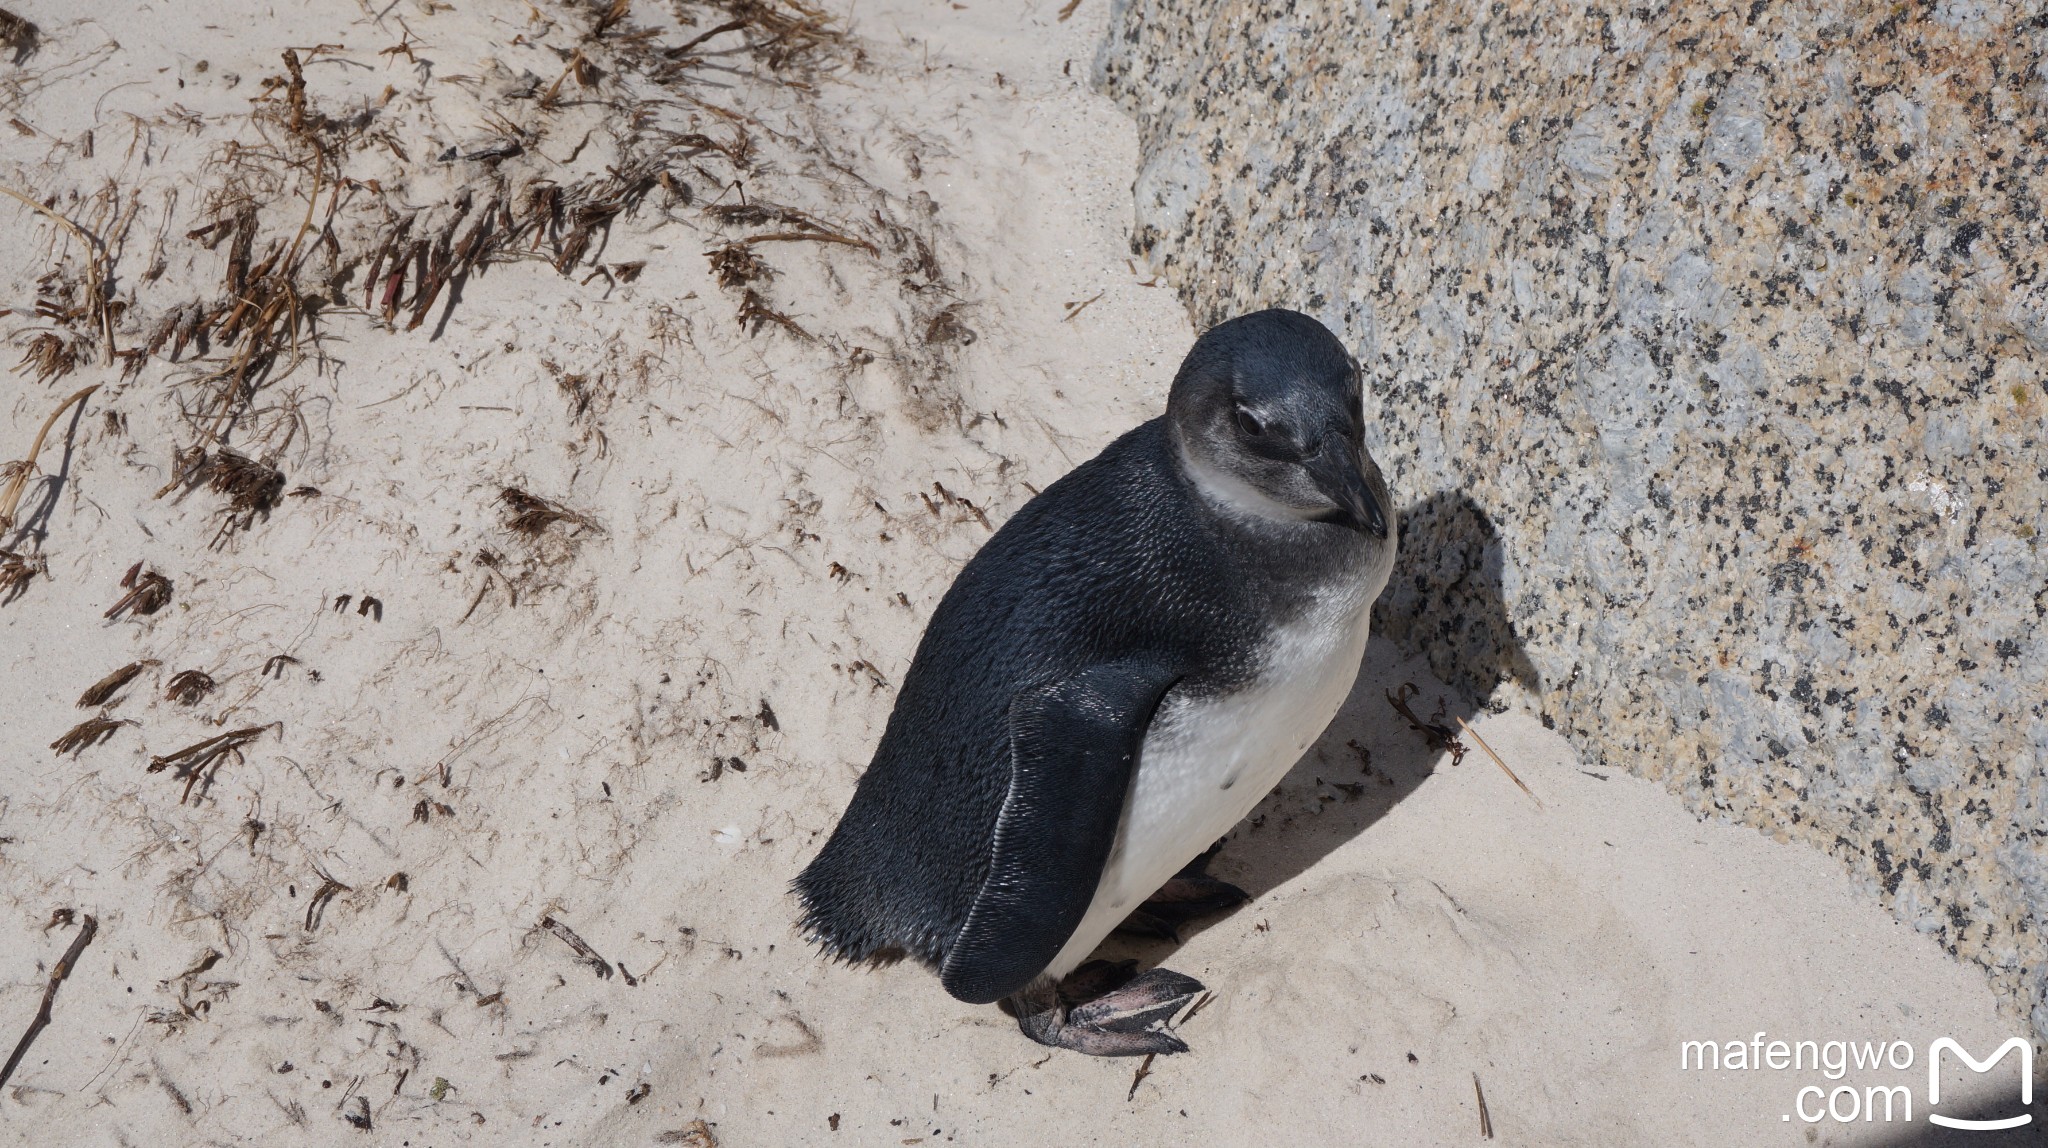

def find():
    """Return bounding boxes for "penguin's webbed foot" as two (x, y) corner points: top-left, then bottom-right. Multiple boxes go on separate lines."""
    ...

(1011, 962), (1206, 1057)
(1115, 874), (1250, 941)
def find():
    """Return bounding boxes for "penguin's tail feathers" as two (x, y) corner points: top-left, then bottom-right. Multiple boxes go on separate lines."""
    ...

(790, 856), (944, 971)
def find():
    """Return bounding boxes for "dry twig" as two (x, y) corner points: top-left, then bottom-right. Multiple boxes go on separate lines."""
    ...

(1126, 1052), (1155, 1101)
(1453, 715), (1543, 809)
(540, 915), (614, 980)
(0, 914), (97, 1090)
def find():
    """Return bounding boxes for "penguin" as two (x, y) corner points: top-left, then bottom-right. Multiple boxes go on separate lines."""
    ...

(794, 308), (1397, 1056)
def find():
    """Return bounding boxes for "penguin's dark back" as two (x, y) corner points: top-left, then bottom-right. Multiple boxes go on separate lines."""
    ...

(792, 417), (1335, 970)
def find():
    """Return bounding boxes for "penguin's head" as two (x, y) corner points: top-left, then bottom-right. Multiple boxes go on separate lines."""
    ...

(1166, 308), (1390, 539)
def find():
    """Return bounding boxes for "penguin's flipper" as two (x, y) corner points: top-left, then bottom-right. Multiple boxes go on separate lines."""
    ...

(938, 658), (1179, 1006)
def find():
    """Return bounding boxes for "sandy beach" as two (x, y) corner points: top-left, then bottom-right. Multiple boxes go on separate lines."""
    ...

(0, 0), (2031, 1144)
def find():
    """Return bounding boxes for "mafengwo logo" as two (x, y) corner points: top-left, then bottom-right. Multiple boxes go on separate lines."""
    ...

(1679, 1032), (2035, 1129)
(1927, 1038), (2032, 1131)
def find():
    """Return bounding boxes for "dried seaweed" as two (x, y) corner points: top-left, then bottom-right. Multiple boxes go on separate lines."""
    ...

(704, 0), (841, 70)
(1386, 682), (1467, 766)
(4, 0), (919, 553)
(50, 716), (131, 757)
(0, 8), (39, 65)
(923, 304), (975, 346)
(706, 243), (770, 289)
(500, 487), (599, 536)
(147, 725), (270, 804)
(145, 48), (361, 493)
(591, 0), (635, 37)
(177, 447), (285, 543)
(736, 289), (808, 338)
(655, 1120), (719, 1147)
(164, 669), (216, 706)
(0, 547), (42, 603)
(77, 660), (156, 708)
(104, 565), (172, 619)
(12, 331), (76, 383)
(703, 200), (824, 230)
(304, 872), (349, 931)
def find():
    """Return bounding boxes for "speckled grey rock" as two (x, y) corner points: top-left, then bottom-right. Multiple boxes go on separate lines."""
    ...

(1099, 0), (2048, 1035)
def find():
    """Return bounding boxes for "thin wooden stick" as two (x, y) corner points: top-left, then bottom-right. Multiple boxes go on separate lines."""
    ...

(735, 229), (878, 254)
(1454, 715), (1543, 810)
(1126, 1052), (1155, 1102)
(0, 384), (99, 534)
(0, 914), (98, 1089)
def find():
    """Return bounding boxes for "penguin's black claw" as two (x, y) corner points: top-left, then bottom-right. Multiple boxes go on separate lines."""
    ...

(1114, 874), (1251, 939)
(1013, 968), (1206, 1057)
(1069, 968), (1205, 1032)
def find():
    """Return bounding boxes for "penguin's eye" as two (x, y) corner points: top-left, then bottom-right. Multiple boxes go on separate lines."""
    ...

(1233, 407), (1267, 438)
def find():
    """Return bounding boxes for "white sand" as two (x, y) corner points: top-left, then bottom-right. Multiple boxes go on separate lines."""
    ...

(0, 1), (2023, 1144)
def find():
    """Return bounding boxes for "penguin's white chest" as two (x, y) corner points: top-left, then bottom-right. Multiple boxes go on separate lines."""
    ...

(1044, 596), (1374, 978)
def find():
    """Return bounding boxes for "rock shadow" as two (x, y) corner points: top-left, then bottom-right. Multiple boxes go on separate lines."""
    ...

(1869, 1088), (2047, 1147)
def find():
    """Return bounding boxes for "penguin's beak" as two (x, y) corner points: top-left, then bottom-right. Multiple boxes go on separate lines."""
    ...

(1307, 437), (1387, 539)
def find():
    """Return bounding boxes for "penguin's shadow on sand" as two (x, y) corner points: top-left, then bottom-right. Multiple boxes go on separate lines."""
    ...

(1105, 491), (1537, 960)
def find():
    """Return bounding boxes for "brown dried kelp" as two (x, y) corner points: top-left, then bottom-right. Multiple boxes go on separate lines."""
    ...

(12, 331), (76, 383)
(164, 669), (216, 706)
(1386, 682), (1467, 767)
(501, 487), (599, 536)
(702, 0), (841, 70)
(177, 448), (285, 544)
(148, 725), (270, 804)
(0, 8), (39, 64)
(706, 243), (770, 289)
(77, 660), (156, 707)
(50, 716), (131, 757)
(105, 564), (172, 619)
(201, 448), (285, 511)
(736, 289), (808, 338)
(146, 48), (369, 494)
(0, 547), (42, 603)
(923, 304), (975, 346)
(303, 872), (349, 931)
